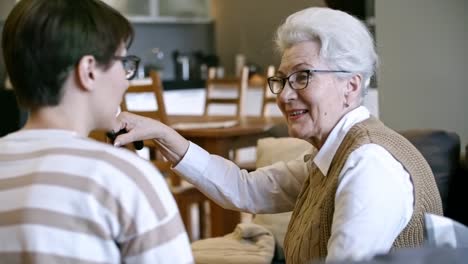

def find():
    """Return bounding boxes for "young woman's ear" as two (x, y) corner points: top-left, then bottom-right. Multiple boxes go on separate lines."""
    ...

(76, 55), (97, 91)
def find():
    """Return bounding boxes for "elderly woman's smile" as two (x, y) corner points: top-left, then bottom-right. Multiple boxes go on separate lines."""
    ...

(287, 109), (309, 119)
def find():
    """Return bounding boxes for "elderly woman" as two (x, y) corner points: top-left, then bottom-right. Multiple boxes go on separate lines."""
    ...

(114, 7), (442, 263)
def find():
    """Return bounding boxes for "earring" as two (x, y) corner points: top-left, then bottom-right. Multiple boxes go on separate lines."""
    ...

(344, 93), (349, 108)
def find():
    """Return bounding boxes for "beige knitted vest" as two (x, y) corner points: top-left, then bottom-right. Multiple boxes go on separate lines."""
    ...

(283, 116), (443, 263)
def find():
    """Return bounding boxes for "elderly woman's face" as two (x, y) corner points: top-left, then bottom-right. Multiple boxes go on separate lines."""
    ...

(276, 41), (349, 146)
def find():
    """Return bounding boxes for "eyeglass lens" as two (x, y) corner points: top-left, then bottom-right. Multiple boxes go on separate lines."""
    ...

(268, 70), (310, 94)
(123, 59), (137, 80)
(268, 78), (283, 94)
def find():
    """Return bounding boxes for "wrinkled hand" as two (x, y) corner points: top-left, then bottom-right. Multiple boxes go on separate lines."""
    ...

(112, 111), (165, 147)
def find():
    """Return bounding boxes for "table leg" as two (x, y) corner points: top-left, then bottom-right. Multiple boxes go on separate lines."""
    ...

(193, 138), (242, 237)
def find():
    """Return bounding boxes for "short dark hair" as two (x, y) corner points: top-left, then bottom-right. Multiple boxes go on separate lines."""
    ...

(2, 0), (134, 109)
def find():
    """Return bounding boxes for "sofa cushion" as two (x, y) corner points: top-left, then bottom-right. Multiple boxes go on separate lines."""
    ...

(254, 137), (313, 261)
(399, 130), (460, 214)
(255, 137), (313, 169)
(191, 223), (275, 264)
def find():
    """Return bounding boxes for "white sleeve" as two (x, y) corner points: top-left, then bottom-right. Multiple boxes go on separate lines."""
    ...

(326, 144), (414, 261)
(173, 142), (310, 214)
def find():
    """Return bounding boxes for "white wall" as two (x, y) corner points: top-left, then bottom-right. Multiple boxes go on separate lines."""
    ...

(376, 0), (468, 150)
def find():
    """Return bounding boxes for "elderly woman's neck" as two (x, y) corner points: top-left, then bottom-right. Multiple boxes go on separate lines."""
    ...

(309, 105), (360, 150)
(309, 125), (334, 150)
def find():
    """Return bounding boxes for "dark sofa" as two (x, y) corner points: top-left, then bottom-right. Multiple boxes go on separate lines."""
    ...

(401, 130), (468, 226)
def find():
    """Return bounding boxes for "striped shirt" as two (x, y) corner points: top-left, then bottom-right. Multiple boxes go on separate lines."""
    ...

(0, 129), (193, 264)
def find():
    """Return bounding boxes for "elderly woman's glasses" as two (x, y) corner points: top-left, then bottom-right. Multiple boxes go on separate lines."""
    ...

(113, 55), (141, 80)
(267, 69), (350, 94)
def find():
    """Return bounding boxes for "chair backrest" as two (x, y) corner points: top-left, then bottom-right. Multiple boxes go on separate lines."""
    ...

(90, 71), (166, 146)
(121, 73), (209, 239)
(121, 70), (168, 124)
(204, 66), (249, 117)
(261, 65), (277, 117)
(120, 70), (177, 177)
(88, 130), (109, 143)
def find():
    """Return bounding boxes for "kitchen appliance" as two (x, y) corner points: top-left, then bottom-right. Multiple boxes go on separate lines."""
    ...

(172, 50), (218, 81)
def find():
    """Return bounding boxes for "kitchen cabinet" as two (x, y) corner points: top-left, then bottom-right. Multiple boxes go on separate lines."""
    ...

(3, 1), (211, 22)
(159, 0), (210, 18)
(103, 0), (211, 23)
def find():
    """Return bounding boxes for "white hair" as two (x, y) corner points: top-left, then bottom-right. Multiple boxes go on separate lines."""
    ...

(275, 7), (378, 98)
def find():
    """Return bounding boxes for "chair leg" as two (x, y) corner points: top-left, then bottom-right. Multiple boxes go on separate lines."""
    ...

(177, 199), (193, 241)
(198, 201), (206, 239)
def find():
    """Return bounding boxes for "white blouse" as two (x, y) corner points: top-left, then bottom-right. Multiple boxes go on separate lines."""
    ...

(174, 106), (413, 261)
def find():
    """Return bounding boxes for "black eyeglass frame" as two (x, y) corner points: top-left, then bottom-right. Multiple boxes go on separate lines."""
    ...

(267, 69), (351, 94)
(113, 55), (141, 80)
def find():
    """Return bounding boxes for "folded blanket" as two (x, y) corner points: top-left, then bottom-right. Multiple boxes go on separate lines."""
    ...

(191, 223), (275, 264)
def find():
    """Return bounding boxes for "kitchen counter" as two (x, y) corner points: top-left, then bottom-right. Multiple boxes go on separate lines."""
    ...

(162, 79), (205, 90)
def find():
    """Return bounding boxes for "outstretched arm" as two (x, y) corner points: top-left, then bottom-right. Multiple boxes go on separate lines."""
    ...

(113, 111), (310, 214)
(113, 111), (189, 165)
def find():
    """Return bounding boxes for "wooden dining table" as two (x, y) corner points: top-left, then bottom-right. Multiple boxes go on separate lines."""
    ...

(167, 114), (286, 237)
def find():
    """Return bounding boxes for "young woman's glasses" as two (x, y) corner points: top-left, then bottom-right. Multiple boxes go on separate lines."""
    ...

(113, 55), (141, 80)
(267, 69), (350, 94)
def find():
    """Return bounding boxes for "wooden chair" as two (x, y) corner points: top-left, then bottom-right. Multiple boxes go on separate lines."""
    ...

(202, 66), (250, 168)
(88, 130), (109, 143)
(203, 66), (249, 117)
(228, 66), (278, 171)
(261, 65), (277, 117)
(121, 71), (171, 175)
(121, 70), (209, 241)
(121, 70), (168, 124)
